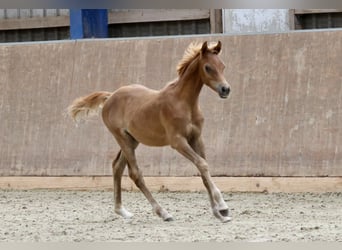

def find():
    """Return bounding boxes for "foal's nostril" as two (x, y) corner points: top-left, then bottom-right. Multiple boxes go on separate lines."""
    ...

(221, 86), (230, 95)
(217, 84), (230, 98)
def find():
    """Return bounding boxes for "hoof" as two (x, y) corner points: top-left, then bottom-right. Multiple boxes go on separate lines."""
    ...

(213, 208), (231, 222)
(219, 208), (229, 217)
(115, 207), (134, 219)
(164, 216), (174, 222)
(221, 216), (232, 223)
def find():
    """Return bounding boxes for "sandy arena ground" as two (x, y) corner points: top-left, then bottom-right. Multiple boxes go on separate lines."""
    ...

(0, 190), (341, 242)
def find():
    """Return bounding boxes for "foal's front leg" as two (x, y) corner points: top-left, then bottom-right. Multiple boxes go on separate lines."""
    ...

(174, 136), (231, 222)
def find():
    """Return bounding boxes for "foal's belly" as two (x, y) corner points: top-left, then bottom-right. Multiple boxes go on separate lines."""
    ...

(127, 108), (168, 147)
(127, 126), (169, 147)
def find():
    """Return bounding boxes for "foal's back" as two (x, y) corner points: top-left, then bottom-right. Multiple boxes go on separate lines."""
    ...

(102, 84), (170, 146)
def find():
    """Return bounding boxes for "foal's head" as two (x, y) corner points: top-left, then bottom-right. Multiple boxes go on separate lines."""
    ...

(177, 41), (231, 98)
(199, 41), (230, 98)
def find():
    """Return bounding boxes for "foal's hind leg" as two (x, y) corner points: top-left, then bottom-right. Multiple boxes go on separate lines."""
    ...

(112, 150), (133, 219)
(114, 130), (173, 221)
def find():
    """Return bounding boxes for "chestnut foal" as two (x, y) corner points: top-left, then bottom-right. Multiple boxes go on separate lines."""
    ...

(68, 41), (231, 222)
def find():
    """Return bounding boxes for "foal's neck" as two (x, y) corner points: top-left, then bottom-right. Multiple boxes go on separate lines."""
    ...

(174, 60), (203, 106)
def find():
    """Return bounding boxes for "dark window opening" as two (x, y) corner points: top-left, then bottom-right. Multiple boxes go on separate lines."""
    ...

(295, 12), (342, 29)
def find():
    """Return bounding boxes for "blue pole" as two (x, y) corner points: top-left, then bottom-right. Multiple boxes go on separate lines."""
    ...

(70, 9), (84, 39)
(70, 9), (108, 39)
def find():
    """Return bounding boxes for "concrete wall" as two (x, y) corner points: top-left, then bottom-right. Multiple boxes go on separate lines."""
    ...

(1, 30), (342, 177)
(223, 9), (290, 34)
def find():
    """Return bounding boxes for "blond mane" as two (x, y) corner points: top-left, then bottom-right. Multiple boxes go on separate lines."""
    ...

(176, 42), (220, 76)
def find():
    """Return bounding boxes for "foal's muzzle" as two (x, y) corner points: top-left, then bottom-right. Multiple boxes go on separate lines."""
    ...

(217, 84), (231, 99)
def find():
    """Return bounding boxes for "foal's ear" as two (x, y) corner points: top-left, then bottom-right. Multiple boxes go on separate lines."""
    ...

(201, 41), (208, 55)
(213, 41), (222, 54)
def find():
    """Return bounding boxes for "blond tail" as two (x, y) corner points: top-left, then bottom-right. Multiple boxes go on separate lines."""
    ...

(68, 91), (112, 123)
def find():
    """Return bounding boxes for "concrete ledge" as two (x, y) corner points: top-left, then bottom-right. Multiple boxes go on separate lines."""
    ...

(0, 177), (341, 193)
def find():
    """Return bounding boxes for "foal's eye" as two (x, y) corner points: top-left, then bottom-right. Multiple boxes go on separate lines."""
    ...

(205, 65), (213, 74)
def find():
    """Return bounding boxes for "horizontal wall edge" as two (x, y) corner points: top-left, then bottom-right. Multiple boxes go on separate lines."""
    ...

(1, 176), (341, 193)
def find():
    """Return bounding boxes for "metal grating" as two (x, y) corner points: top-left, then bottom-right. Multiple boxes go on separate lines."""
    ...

(0, 21), (210, 43)
(0, 9), (70, 43)
(109, 19), (210, 37)
(295, 12), (342, 29)
(0, 9), (211, 42)
(0, 27), (69, 43)
(0, 9), (69, 19)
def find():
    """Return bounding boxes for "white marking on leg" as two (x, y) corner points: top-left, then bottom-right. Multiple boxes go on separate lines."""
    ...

(115, 207), (134, 219)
